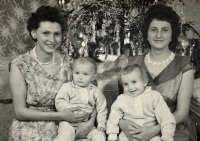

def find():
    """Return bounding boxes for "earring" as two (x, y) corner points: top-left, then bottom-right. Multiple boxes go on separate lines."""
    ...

(33, 36), (36, 39)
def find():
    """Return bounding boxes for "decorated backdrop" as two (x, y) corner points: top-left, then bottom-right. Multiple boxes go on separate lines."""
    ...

(0, 1), (58, 140)
(0, 0), (200, 140)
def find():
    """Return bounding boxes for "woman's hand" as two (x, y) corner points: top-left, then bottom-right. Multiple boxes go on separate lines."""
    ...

(73, 108), (97, 139)
(119, 119), (140, 140)
(129, 126), (159, 141)
(61, 107), (89, 123)
(119, 119), (161, 141)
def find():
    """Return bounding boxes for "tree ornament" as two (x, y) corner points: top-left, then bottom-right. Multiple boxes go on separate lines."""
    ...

(64, 0), (167, 58)
(90, 19), (96, 43)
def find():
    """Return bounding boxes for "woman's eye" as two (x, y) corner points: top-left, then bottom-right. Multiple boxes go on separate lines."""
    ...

(55, 32), (61, 36)
(163, 28), (169, 32)
(149, 27), (156, 32)
(84, 73), (88, 76)
(43, 32), (50, 35)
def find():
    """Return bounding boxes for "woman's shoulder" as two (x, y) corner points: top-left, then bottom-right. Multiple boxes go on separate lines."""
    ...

(127, 54), (190, 63)
(54, 51), (73, 68)
(174, 54), (190, 62)
(12, 51), (29, 60)
(10, 51), (35, 73)
(57, 51), (73, 64)
(174, 55), (195, 72)
(9, 51), (32, 72)
(11, 51), (31, 65)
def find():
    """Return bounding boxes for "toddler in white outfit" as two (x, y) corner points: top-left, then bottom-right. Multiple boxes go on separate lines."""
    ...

(107, 64), (176, 141)
(55, 57), (107, 141)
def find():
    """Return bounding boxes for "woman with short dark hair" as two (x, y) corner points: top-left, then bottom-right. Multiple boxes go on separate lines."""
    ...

(9, 6), (96, 140)
(114, 4), (196, 141)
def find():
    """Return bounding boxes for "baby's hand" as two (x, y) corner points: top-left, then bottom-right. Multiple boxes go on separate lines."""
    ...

(97, 127), (106, 132)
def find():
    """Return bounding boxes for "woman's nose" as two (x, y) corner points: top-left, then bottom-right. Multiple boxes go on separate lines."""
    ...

(156, 31), (161, 38)
(49, 35), (55, 42)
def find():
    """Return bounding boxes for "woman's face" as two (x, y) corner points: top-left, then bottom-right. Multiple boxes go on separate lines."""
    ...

(147, 19), (172, 50)
(31, 21), (62, 53)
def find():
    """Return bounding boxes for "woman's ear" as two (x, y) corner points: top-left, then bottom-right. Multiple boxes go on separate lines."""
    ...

(31, 30), (36, 39)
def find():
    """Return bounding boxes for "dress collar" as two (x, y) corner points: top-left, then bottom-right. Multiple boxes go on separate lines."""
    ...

(147, 55), (191, 85)
(128, 54), (191, 85)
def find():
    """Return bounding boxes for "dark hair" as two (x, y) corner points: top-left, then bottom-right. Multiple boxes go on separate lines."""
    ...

(120, 64), (148, 85)
(27, 6), (67, 41)
(72, 57), (97, 73)
(142, 4), (181, 52)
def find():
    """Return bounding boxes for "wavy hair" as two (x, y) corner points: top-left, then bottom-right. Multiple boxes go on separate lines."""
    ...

(142, 4), (181, 52)
(27, 6), (67, 41)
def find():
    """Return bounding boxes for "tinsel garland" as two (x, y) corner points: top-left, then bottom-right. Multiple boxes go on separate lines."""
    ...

(58, 0), (199, 58)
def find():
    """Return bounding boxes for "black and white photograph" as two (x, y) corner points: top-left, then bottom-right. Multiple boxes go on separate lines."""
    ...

(0, 0), (200, 140)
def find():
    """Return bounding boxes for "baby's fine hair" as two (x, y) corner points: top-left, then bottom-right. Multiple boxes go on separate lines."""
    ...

(72, 57), (97, 73)
(120, 64), (149, 84)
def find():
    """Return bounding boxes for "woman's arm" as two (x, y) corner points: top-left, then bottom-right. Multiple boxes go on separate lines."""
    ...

(119, 119), (161, 141)
(173, 69), (194, 124)
(10, 63), (88, 122)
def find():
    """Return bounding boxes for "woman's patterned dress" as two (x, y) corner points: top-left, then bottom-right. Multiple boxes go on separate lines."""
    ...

(9, 51), (72, 141)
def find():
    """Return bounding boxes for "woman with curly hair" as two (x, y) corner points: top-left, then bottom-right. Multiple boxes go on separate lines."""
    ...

(8, 6), (96, 141)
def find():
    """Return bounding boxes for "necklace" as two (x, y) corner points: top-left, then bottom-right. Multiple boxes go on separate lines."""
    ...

(33, 47), (55, 69)
(146, 51), (175, 66)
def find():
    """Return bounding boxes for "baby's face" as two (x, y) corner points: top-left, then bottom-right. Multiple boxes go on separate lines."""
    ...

(73, 62), (95, 87)
(121, 70), (146, 97)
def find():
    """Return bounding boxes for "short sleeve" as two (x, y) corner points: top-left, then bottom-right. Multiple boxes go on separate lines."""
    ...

(9, 54), (29, 75)
(182, 62), (196, 74)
